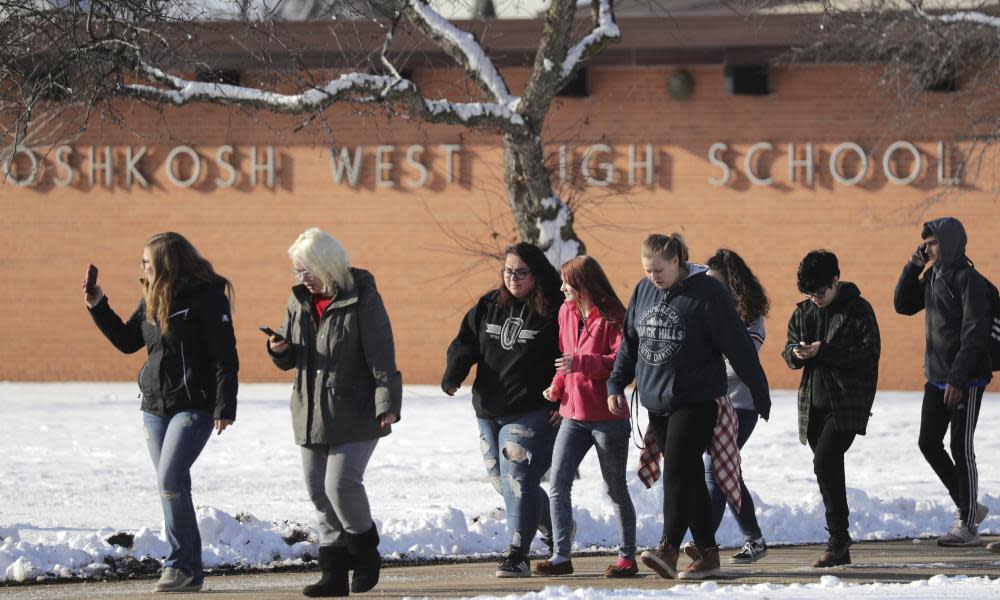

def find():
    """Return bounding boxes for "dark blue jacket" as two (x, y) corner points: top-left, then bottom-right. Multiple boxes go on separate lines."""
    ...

(608, 267), (770, 419)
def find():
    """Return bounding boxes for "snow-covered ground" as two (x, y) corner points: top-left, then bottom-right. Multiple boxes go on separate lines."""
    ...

(463, 576), (1000, 600)
(2, 383), (999, 585)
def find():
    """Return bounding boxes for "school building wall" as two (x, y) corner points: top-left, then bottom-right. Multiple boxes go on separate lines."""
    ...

(2, 63), (999, 391)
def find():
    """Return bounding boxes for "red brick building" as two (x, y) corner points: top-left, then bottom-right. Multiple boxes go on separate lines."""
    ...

(3, 14), (998, 389)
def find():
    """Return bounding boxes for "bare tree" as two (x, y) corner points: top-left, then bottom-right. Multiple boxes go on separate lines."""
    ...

(790, 1), (1000, 186)
(1, 0), (623, 264)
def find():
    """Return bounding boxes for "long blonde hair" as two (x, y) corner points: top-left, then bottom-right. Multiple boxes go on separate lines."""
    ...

(143, 232), (233, 334)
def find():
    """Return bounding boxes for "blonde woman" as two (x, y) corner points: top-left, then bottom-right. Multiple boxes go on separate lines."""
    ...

(84, 232), (239, 593)
(267, 228), (402, 598)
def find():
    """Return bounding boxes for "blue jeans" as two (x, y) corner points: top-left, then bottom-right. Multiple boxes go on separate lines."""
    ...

(550, 418), (636, 559)
(703, 408), (763, 542)
(477, 408), (556, 554)
(142, 410), (214, 581)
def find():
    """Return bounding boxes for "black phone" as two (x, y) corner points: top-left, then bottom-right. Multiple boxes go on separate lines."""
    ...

(917, 244), (929, 261)
(85, 264), (99, 294)
(259, 326), (284, 341)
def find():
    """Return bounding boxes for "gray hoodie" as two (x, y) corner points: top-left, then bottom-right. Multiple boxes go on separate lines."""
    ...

(894, 217), (992, 386)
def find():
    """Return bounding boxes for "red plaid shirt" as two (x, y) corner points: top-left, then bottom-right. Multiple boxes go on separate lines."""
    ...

(637, 396), (743, 512)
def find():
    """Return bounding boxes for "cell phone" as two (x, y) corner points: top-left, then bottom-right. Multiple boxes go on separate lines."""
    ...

(259, 326), (284, 341)
(85, 264), (99, 295)
(917, 244), (929, 261)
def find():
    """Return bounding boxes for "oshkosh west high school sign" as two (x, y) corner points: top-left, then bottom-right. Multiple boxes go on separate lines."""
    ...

(3, 142), (962, 189)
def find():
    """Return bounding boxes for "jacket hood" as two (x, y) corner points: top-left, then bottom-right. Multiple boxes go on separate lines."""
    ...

(924, 217), (968, 274)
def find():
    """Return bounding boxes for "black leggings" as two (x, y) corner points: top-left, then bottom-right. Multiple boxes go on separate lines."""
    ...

(807, 408), (856, 536)
(918, 382), (985, 527)
(649, 402), (717, 548)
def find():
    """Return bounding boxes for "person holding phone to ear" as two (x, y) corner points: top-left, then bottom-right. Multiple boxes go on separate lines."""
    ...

(84, 232), (239, 593)
(267, 228), (402, 598)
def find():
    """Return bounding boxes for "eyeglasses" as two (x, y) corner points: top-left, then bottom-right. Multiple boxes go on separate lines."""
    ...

(501, 267), (531, 281)
(803, 286), (831, 299)
(291, 268), (315, 281)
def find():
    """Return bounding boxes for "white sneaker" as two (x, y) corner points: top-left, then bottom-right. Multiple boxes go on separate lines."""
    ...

(952, 503), (989, 528)
(152, 568), (199, 593)
(937, 524), (983, 547)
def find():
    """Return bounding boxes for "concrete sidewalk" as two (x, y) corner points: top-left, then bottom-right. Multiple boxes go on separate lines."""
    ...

(4, 538), (999, 599)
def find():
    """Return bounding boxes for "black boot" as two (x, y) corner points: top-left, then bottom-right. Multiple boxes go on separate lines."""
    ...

(813, 529), (852, 568)
(346, 525), (381, 593)
(303, 545), (350, 597)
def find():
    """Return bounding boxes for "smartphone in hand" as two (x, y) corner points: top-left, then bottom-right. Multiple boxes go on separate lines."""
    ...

(85, 264), (99, 295)
(917, 244), (930, 262)
(259, 326), (284, 342)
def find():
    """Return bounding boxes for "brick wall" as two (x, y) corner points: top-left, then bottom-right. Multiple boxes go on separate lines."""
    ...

(2, 64), (999, 390)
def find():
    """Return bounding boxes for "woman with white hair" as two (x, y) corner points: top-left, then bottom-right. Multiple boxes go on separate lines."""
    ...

(267, 228), (402, 598)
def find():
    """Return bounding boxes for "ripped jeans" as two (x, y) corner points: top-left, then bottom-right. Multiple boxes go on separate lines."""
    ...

(142, 409), (214, 581)
(477, 407), (556, 554)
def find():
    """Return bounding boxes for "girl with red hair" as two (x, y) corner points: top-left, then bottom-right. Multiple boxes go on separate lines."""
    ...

(533, 255), (638, 578)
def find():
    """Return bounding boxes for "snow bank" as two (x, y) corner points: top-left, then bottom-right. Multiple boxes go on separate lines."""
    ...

(2, 384), (999, 582)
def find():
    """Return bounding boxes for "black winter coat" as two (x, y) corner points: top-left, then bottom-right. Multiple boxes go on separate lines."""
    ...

(893, 217), (993, 386)
(89, 280), (239, 419)
(782, 282), (879, 444)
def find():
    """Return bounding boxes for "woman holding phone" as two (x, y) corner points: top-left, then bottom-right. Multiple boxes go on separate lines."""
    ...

(267, 228), (402, 597)
(84, 232), (239, 593)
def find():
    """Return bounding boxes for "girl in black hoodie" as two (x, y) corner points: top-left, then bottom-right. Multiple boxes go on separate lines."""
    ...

(442, 242), (563, 578)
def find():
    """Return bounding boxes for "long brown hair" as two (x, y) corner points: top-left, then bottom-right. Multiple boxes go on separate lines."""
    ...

(143, 232), (233, 334)
(706, 248), (769, 326)
(561, 256), (626, 328)
(494, 242), (562, 318)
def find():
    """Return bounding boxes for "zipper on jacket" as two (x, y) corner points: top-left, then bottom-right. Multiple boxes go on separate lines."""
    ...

(180, 341), (194, 405)
(138, 363), (148, 399)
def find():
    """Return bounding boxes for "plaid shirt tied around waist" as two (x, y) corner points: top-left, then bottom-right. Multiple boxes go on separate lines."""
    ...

(637, 395), (743, 512)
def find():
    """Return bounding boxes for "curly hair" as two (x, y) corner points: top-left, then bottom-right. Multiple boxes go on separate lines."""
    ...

(706, 248), (769, 325)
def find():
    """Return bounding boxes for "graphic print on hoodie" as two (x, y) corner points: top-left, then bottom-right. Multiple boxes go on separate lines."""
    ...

(637, 302), (686, 365)
(442, 290), (560, 419)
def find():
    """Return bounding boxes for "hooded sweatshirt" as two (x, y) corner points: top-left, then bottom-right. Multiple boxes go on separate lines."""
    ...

(442, 290), (560, 419)
(607, 265), (771, 419)
(894, 217), (993, 387)
(548, 301), (626, 421)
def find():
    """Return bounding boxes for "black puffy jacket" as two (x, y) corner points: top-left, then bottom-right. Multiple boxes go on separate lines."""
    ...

(89, 280), (239, 419)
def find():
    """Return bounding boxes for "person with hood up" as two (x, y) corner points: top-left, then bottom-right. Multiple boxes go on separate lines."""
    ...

(442, 242), (563, 578)
(783, 250), (880, 568)
(894, 217), (992, 547)
(608, 233), (770, 581)
(267, 228), (402, 597)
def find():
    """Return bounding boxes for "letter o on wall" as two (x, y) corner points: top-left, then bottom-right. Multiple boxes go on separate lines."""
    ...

(882, 141), (922, 185)
(166, 146), (202, 188)
(4, 147), (40, 186)
(829, 142), (868, 186)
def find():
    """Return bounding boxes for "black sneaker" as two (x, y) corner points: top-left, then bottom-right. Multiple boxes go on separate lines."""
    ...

(729, 539), (768, 564)
(496, 549), (531, 578)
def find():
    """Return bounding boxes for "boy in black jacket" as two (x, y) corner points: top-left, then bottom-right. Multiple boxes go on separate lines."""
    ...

(783, 250), (880, 568)
(894, 217), (992, 547)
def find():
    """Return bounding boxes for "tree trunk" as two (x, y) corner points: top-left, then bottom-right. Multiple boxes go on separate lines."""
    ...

(503, 132), (585, 266)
